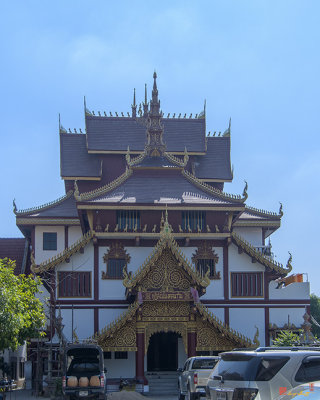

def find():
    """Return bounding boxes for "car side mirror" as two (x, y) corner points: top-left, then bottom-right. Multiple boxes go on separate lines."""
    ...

(177, 368), (183, 372)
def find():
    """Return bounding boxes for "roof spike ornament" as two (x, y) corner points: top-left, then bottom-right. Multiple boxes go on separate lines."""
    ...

(286, 251), (293, 271)
(74, 180), (80, 200)
(13, 198), (17, 214)
(131, 88), (137, 118)
(145, 71), (166, 157)
(279, 202), (284, 217)
(126, 146), (131, 164)
(184, 147), (189, 165)
(143, 83), (148, 117)
(242, 180), (248, 200)
(223, 117), (231, 137)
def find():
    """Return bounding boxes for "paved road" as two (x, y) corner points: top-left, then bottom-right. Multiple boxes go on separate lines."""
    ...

(5, 389), (177, 400)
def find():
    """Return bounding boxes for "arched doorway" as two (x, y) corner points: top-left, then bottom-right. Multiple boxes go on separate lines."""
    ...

(147, 332), (180, 371)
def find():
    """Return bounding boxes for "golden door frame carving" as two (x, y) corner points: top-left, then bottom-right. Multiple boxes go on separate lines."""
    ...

(145, 322), (188, 354)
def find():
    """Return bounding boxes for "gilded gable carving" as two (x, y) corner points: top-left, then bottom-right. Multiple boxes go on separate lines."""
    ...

(196, 317), (235, 351)
(142, 301), (190, 318)
(145, 322), (188, 353)
(96, 320), (137, 351)
(142, 249), (191, 291)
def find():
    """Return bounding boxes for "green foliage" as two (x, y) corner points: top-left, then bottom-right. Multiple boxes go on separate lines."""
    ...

(272, 330), (300, 346)
(310, 294), (320, 337)
(0, 258), (46, 352)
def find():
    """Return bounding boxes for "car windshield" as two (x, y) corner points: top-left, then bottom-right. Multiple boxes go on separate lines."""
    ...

(212, 354), (289, 381)
(68, 360), (99, 374)
(192, 358), (218, 369)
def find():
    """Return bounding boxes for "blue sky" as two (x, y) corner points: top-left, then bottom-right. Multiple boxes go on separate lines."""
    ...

(1, 1), (320, 293)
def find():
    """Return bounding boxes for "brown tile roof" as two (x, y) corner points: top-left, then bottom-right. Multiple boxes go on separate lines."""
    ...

(87, 170), (241, 205)
(0, 238), (28, 275)
(60, 133), (102, 178)
(195, 137), (232, 180)
(85, 116), (206, 153)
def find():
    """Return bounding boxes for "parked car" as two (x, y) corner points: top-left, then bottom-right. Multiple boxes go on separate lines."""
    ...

(206, 347), (320, 400)
(178, 356), (219, 400)
(62, 344), (106, 400)
(274, 381), (320, 399)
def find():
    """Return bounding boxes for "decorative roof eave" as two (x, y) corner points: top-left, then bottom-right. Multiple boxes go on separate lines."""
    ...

(13, 190), (74, 217)
(231, 231), (292, 275)
(182, 170), (247, 204)
(31, 230), (93, 273)
(244, 203), (283, 220)
(16, 218), (80, 226)
(196, 303), (253, 347)
(91, 302), (139, 340)
(234, 220), (281, 228)
(123, 217), (210, 291)
(74, 167), (133, 201)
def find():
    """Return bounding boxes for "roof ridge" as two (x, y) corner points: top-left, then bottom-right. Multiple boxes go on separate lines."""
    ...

(195, 303), (252, 346)
(165, 150), (188, 167)
(14, 190), (74, 217)
(245, 204), (283, 218)
(231, 231), (292, 274)
(31, 230), (93, 273)
(182, 170), (246, 203)
(75, 167), (133, 201)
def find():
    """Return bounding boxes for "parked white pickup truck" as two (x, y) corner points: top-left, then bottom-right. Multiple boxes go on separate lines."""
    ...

(178, 356), (219, 400)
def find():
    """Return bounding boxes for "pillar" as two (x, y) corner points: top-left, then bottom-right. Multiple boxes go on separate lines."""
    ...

(188, 332), (197, 357)
(135, 330), (148, 386)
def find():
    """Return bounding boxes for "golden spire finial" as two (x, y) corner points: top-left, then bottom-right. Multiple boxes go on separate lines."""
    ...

(242, 180), (248, 200)
(74, 180), (80, 200)
(279, 202), (283, 217)
(131, 88), (137, 118)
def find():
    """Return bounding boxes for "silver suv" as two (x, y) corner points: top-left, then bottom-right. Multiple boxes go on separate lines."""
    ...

(206, 347), (320, 400)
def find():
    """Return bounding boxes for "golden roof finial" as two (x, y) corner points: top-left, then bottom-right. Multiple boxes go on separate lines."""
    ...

(74, 180), (80, 200)
(242, 180), (248, 200)
(286, 251), (293, 272)
(184, 147), (189, 165)
(279, 202), (284, 217)
(13, 198), (17, 214)
(126, 146), (131, 164)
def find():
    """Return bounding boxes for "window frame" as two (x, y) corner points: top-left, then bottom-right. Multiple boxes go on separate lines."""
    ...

(43, 232), (57, 251)
(231, 272), (263, 297)
(182, 210), (206, 231)
(58, 271), (92, 298)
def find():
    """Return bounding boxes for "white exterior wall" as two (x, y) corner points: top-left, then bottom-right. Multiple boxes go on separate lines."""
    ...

(104, 352), (135, 379)
(269, 281), (310, 300)
(208, 308), (224, 323)
(99, 308), (127, 330)
(228, 244), (265, 273)
(98, 247), (154, 300)
(233, 227), (263, 246)
(229, 307), (265, 345)
(68, 226), (82, 246)
(35, 225), (65, 264)
(61, 308), (94, 341)
(181, 247), (224, 300)
(178, 338), (187, 368)
(269, 307), (305, 328)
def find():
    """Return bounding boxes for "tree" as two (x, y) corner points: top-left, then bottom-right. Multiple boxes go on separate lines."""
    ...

(0, 258), (46, 351)
(272, 330), (301, 346)
(310, 294), (320, 337)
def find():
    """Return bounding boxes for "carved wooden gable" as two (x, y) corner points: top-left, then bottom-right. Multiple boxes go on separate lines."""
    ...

(140, 248), (194, 292)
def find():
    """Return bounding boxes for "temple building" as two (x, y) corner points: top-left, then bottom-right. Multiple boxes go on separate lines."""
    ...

(13, 73), (310, 391)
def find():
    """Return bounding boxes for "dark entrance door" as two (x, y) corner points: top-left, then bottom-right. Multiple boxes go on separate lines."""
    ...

(147, 332), (179, 371)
